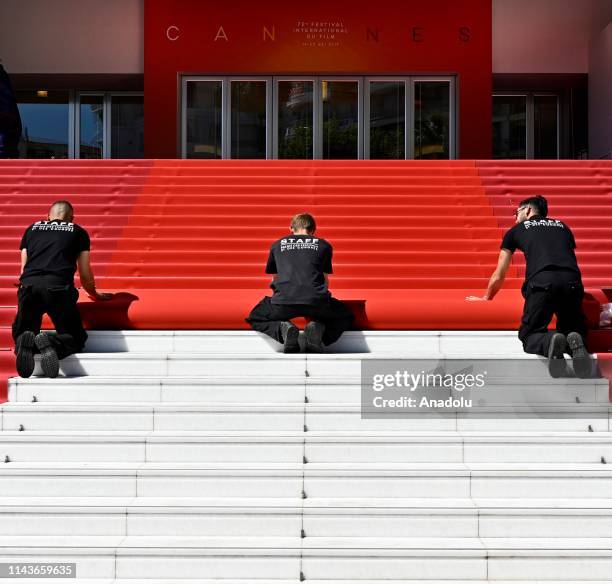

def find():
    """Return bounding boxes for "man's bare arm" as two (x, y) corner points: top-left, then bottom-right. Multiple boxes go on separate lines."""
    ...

(20, 249), (27, 274)
(466, 249), (513, 301)
(77, 251), (113, 300)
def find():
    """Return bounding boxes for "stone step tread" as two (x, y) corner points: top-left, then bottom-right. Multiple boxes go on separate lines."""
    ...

(5, 535), (612, 553)
(1, 461), (612, 474)
(4, 496), (612, 511)
(3, 402), (610, 411)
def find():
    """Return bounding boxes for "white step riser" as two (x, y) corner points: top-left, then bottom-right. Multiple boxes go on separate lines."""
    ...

(81, 331), (525, 356)
(11, 382), (607, 405)
(470, 477), (612, 499)
(4, 473), (612, 499)
(22, 511), (612, 538)
(42, 358), (307, 378)
(0, 443), (303, 463)
(0, 475), (137, 497)
(115, 557), (300, 580)
(306, 443), (612, 464)
(28, 355), (602, 379)
(9, 385), (306, 404)
(2, 441), (611, 463)
(116, 556), (472, 580)
(2, 552), (612, 581)
(487, 558), (612, 581)
(4, 411), (608, 432)
(1, 412), (304, 432)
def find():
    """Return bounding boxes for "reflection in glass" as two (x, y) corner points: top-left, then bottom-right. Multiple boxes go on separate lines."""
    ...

(492, 96), (527, 159)
(231, 82), (267, 159)
(80, 95), (103, 159)
(414, 82), (450, 159)
(322, 81), (358, 159)
(534, 95), (558, 159)
(278, 81), (313, 159)
(186, 81), (222, 159)
(370, 82), (405, 159)
(111, 95), (144, 158)
(16, 91), (69, 158)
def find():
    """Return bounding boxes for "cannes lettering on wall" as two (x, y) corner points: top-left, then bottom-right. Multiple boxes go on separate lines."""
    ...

(165, 24), (472, 44)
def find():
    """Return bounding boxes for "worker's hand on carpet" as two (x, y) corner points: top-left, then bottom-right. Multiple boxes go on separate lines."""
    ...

(89, 291), (114, 301)
(465, 295), (490, 301)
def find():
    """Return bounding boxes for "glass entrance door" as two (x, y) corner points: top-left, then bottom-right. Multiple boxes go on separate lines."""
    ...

(321, 80), (360, 159)
(183, 76), (454, 159)
(276, 80), (314, 159)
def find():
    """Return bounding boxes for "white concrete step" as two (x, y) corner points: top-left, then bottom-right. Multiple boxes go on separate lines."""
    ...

(8, 376), (307, 403)
(82, 330), (529, 356)
(4, 535), (612, 579)
(2, 402), (608, 432)
(1, 462), (612, 499)
(10, 375), (607, 407)
(4, 496), (612, 538)
(1, 431), (612, 463)
(7, 578), (612, 584)
(20, 347), (601, 378)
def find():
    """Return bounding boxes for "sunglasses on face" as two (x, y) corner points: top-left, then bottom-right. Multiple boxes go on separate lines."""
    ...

(514, 207), (528, 217)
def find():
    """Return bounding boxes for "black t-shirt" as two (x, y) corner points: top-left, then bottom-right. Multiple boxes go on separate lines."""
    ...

(500, 215), (581, 282)
(265, 234), (333, 305)
(19, 220), (90, 285)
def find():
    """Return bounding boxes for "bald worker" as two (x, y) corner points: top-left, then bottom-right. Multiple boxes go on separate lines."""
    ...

(13, 201), (112, 378)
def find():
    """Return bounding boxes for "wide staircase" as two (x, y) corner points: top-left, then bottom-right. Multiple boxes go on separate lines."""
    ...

(0, 159), (611, 582)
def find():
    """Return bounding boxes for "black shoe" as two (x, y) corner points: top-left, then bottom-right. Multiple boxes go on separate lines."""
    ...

(15, 331), (36, 378)
(280, 321), (300, 353)
(34, 333), (60, 378)
(304, 321), (325, 353)
(567, 332), (592, 378)
(547, 332), (568, 378)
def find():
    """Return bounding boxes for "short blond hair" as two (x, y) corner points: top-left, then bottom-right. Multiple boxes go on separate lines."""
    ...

(290, 213), (316, 234)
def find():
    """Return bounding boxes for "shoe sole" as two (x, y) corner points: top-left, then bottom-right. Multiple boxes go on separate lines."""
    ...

(567, 332), (591, 378)
(35, 334), (60, 378)
(547, 333), (568, 378)
(283, 325), (300, 354)
(15, 331), (35, 378)
(304, 322), (325, 353)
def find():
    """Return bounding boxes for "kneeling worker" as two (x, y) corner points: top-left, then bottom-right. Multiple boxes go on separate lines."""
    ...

(13, 201), (112, 378)
(466, 195), (591, 377)
(247, 213), (354, 352)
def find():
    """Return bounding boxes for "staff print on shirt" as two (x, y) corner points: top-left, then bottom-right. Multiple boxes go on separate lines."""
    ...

(523, 219), (564, 230)
(31, 221), (75, 232)
(280, 238), (319, 252)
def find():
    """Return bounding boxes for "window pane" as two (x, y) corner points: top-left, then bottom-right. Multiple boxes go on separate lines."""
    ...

(369, 82), (405, 159)
(111, 95), (144, 158)
(16, 90), (69, 158)
(278, 81), (313, 159)
(492, 96), (527, 159)
(186, 81), (222, 159)
(414, 82), (450, 159)
(80, 95), (103, 159)
(230, 81), (267, 159)
(534, 95), (558, 159)
(322, 81), (358, 159)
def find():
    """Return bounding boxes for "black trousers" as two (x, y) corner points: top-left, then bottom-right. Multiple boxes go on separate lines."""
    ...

(518, 269), (587, 357)
(246, 296), (354, 346)
(12, 276), (88, 360)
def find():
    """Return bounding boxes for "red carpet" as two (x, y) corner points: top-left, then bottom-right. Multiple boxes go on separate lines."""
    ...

(0, 159), (611, 400)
